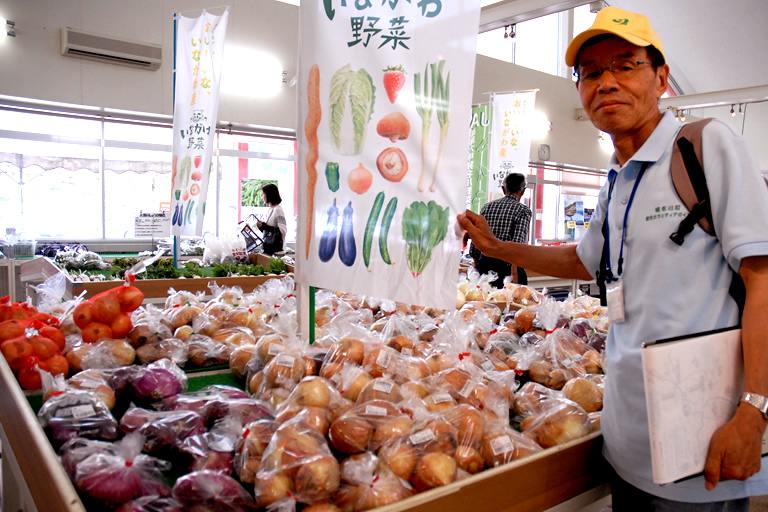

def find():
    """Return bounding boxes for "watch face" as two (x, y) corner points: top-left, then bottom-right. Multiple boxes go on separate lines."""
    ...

(538, 144), (550, 161)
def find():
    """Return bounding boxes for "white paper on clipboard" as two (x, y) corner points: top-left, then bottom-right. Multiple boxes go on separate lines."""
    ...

(641, 326), (746, 485)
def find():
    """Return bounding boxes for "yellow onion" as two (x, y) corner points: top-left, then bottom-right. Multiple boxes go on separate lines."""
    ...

(294, 454), (341, 503)
(411, 452), (457, 492)
(454, 445), (484, 474)
(254, 472), (293, 507)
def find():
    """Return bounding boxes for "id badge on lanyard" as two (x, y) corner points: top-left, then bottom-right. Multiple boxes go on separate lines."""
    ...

(606, 278), (626, 324)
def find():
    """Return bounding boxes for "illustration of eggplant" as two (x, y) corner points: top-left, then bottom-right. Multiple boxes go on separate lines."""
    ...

(172, 204), (180, 225)
(318, 199), (339, 262)
(338, 201), (356, 267)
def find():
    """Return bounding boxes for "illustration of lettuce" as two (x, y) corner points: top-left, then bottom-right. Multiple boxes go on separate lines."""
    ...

(329, 64), (376, 156)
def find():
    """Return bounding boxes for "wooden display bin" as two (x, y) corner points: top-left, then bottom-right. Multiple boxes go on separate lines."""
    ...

(0, 348), (609, 512)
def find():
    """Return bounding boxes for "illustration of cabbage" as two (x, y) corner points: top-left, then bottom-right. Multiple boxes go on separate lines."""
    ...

(329, 64), (376, 156)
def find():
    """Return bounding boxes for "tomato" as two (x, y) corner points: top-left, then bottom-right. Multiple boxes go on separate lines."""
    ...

(27, 335), (60, 360)
(109, 312), (133, 339)
(116, 286), (144, 312)
(39, 354), (69, 377)
(91, 293), (121, 323)
(40, 325), (66, 351)
(0, 337), (34, 371)
(73, 302), (94, 329)
(81, 322), (113, 344)
(0, 319), (29, 342)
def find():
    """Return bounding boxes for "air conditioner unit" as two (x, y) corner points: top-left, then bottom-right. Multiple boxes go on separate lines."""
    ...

(61, 27), (162, 71)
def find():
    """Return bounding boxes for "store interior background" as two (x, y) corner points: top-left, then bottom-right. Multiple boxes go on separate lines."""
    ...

(0, 0), (766, 246)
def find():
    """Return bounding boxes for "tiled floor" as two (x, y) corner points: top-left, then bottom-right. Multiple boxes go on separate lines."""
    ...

(753, 495), (768, 511)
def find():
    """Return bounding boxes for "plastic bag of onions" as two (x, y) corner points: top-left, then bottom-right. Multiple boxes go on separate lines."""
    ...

(334, 452), (415, 511)
(519, 398), (592, 448)
(255, 416), (340, 507)
(185, 334), (231, 368)
(135, 337), (188, 366)
(114, 495), (184, 512)
(129, 358), (188, 406)
(38, 388), (119, 448)
(172, 470), (256, 511)
(274, 376), (351, 436)
(236, 418), (278, 484)
(478, 421), (543, 468)
(119, 406), (207, 456)
(329, 399), (411, 454)
(74, 433), (172, 508)
(180, 415), (242, 474)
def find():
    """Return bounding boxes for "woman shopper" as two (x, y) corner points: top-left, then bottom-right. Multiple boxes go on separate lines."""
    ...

(257, 183), (287, 256)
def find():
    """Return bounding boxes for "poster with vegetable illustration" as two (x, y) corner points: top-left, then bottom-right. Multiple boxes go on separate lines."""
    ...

(297, 1), (481, 311)
(170, 8), (229, 236)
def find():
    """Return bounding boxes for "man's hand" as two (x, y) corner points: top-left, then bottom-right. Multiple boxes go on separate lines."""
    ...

(704, 404), (766, 490)
(457, 210), (499, 257)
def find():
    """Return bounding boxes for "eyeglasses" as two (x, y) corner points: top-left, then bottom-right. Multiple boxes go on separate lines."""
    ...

(576, 59), (651, 83)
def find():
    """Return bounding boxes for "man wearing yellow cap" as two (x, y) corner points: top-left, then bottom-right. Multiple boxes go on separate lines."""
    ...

(460, 6), (768, 510)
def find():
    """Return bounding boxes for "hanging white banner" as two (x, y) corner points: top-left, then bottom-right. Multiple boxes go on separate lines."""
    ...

(170, 8), (229, 236)
(296, 0), (481, 311)
(487, 90), (537, 200)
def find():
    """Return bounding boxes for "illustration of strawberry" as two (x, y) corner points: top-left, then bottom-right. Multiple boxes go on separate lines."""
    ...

(194, 156), (202, 168)
(383, 65), (406, 104)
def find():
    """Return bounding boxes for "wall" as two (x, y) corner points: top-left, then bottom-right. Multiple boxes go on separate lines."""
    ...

(1, 1), (763, 171)
(0, 0), (299, 129)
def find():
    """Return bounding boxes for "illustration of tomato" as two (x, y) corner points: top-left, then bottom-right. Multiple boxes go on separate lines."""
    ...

(194, 156), (202, 168)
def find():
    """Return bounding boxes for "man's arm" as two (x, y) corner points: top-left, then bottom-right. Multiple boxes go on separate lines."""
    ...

(458, 210), (593, 280)
(704, 255), (768, 490)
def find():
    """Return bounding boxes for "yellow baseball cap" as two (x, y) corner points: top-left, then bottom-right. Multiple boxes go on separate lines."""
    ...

(565, 6), (665, 67)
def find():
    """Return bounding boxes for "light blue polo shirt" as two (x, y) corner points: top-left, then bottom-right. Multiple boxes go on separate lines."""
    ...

(577, 110), (768, 502)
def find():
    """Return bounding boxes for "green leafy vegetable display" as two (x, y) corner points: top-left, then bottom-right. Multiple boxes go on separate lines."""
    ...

(402, 200), (449, 277)
(329, 64), (376, 156)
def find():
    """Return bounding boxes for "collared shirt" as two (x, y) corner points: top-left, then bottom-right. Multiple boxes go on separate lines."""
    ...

(577, 110), (768, 502)
(469, 194), (532, 266)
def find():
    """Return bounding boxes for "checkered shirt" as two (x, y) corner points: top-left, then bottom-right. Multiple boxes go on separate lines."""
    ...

(469, 195), (532, 262)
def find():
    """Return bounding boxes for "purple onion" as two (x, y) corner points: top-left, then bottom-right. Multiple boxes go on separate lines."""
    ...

(172, 470), (256, 511)
(115, 496), (183, 512)
(133, 367), (183, 404)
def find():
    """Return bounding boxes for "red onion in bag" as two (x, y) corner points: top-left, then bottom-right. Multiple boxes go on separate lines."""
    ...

(172, 470), (256, 511)
(114, 496), (183, 512)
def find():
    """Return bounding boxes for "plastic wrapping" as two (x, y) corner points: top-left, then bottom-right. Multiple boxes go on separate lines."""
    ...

(185, 334), (231, 368)
(120, 406), (207, 455)
(73, 433), (172, 508)
(519, 399), (592, 448)
(172, 470), (256, 511)
(180, 415), (242, 473)
(135, 337), (188, 366)
(38, 388), (119, 447)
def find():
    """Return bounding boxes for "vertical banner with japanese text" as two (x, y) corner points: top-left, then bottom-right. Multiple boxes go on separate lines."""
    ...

(467, 104), (490, 213)
(487, 90), (536, 200)
(171, 8), (229, 236)
(297, 1), (481, 310)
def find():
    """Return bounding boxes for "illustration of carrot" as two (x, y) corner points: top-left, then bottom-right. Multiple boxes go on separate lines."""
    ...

(305, 64), (321, 259)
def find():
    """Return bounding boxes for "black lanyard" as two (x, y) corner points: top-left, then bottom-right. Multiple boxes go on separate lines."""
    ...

(604, 162), (650, 280)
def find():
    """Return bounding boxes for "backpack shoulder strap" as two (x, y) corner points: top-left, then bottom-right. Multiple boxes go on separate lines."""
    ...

(669, 118), (715, 245)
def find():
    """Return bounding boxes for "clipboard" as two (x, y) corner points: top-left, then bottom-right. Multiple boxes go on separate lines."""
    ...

(642, 326), (747, 485)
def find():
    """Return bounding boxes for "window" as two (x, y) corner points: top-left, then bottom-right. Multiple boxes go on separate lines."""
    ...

(0, 101), (297, 242)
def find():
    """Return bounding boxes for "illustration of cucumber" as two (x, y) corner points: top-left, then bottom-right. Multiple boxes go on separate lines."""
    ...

(363, 192), (385, 269)
(379, 197), (398, 265)
(325, 162), (340, 192)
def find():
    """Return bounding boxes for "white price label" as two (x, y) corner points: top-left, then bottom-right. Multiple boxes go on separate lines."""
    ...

(372, 378), (394, 394)
(482, 360), (495, 372)
(376, 349), (392, 368)
(490, 435), (515, 456)
(432, 393), (453, 404)
(58, 404), (96, 419)
(409, 429), (436, 445)
(365, 405), (388, 417)
(401, 348), (414, 356)
(458, 381), (475, 398)
(276, 354), (295, 368)
(267, 344), (285, 356)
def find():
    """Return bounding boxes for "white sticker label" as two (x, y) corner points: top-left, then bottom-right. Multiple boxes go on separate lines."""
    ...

(458, 381), (475, 398)
(372, 378), (394, 394)
(376, 349), (392, 368)
(267, 344), (285, 356)
(401, 348), (414, 357)
(490, 435), (515, 456)
(276, 354), (295, 368)
(432, 393), (453, 404)
(409, 429), (436, 445)
(365, 405), (388, 417)
(58, 404), (96, 419)
(482, 360), (495, 372)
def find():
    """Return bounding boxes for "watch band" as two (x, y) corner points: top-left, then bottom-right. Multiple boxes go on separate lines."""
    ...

(741, 391), (768, 420)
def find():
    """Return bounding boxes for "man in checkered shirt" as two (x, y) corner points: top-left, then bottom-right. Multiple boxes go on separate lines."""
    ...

(469, 173), (532, 287)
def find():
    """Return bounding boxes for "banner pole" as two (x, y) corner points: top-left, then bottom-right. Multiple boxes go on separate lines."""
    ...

(172, 11), (179, 268)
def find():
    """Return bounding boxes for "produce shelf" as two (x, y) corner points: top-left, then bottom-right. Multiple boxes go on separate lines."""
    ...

(0, 351), (608, 512)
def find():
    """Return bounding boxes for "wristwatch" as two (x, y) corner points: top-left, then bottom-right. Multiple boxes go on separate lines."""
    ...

(740, 392), (768, 420)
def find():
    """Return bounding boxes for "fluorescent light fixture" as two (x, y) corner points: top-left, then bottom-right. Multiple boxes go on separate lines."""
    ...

(531, 111), (552, 139)
(1, 18), (15, 37)
(599, 131), (613, 153)
(273, 0), (300, 5)
(222, 46), (283, 98)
